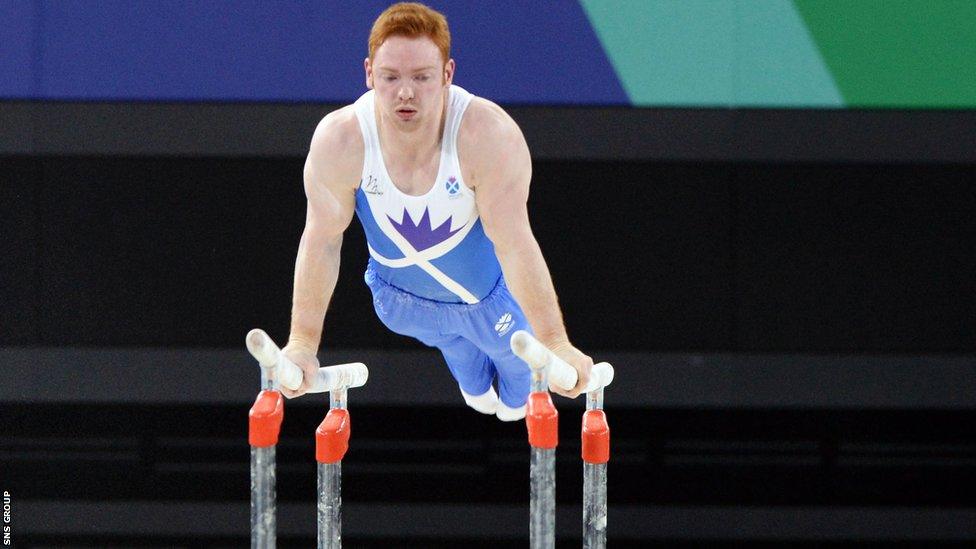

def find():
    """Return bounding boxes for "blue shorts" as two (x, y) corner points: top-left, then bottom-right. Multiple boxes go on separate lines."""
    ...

(365, 268), (533, 408)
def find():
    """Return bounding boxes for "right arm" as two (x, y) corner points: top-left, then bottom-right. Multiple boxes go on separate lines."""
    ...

(281, 107), (362, 398)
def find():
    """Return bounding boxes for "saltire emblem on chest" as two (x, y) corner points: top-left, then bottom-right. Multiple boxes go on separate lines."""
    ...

(445, 176), (460, 195)
(388, 207), (465, 251)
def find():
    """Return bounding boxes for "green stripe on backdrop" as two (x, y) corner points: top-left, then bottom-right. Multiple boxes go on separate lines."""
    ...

(579, 0), (842, 107)
(794, 0), (976, 108)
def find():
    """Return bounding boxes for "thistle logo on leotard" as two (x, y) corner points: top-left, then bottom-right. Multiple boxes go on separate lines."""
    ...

(388, 207), (465, 252)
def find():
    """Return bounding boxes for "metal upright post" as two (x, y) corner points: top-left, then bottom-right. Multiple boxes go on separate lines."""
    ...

(245, 328), (368, 549)
(510, 330), (615, 549)
(316, 387), (350, 549)
(581, 389), (610, 549)
(527, 367), (558, 549)
(249, 368), (283, 549)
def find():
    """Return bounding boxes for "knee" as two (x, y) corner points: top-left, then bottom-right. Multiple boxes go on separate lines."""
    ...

(460, 386), (498, 415)
(495, 401), (526, 422)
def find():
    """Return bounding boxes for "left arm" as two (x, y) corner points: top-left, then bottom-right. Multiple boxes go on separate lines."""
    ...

(462, 100), (593, 398)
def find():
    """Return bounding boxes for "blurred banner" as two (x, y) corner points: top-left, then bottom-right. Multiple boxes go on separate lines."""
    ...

(2, 0), (975, 107)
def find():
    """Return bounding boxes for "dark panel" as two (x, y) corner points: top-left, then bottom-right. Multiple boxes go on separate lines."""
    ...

(6, 403), (976, 507)
(4, 348), (976, 410)
(529, 161), (734, 351)
(731, 108), (976, 164)
(735, 164), (976, 353)
(30, 156), (420, 348)
(5, 402), (976, 544)
(27, 157), (736, 350)
(0, 157), (40, 343)
(4, 101), (976, 163)
(36, 157), (303, 345)
(511, 107), (733, 162)
(0, 104), (33, 153)
(31, 102), (328, 157)
(11, 156), (976, 352)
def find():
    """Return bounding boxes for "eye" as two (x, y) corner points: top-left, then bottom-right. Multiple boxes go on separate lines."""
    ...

(415, 75), (430, 82)
(383, 75), (398, 82)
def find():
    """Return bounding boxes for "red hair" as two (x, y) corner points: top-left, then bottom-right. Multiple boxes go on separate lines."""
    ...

(368, 3), (451, 63)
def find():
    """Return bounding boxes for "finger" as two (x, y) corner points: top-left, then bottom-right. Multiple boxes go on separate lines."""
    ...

(550, 383), (582, 399)
(280, 387), (302, 399)
(550, 366), (590, 399)
(576, 369), (592, 392)
(299, 373), (315, 394)
(550, 387), (569, 398)
(576, 357), (594, 390)
(564, 387), (583, 399)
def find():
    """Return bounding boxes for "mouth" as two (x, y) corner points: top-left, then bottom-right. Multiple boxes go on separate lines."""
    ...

(395, 107), (417, 120)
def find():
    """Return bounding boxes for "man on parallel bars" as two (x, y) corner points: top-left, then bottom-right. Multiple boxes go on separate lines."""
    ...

(280, 2), (592, 420)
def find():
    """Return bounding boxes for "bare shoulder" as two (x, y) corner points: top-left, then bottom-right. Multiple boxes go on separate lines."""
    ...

(459, 97), (523, 147)
(458, 97), (529, 186)
(306, 104), (364, 192)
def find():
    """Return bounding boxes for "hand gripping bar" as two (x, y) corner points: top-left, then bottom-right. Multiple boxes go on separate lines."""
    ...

(246, 329), (368, 393)
(510, 330), (613, 394)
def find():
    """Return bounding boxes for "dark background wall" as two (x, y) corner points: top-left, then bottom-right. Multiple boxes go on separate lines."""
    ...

(3, 155), (974, 353)
(3, 105), (976, 547)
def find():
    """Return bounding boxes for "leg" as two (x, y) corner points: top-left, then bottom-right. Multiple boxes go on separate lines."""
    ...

(420, 333), (498, 412)
(367, 270), (501, 415)
(453, 279), (533, 420)
(439, 333), (526, 420)
(493, 352), (532, 420)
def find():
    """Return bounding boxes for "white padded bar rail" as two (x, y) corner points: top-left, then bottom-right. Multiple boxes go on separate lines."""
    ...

(510, 330), (614, 393)
(246, 329), (368, 392)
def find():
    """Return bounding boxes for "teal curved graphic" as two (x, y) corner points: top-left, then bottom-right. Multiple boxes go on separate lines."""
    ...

(580, 0), (843, 107)
(734, 1), (842, 107)
(580, 0), (734, 106)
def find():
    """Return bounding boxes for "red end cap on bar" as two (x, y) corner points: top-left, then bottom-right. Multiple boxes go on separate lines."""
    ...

(316, 408), (351, 464)
(526, 391), (559, 449)
(248, 390), (284, 448)
(581, 409), (610, 464)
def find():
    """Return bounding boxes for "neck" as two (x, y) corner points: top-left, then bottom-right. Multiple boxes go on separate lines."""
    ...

(376, 88), (449, 161)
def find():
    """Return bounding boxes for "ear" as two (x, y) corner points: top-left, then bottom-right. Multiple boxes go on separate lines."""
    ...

(364, 57), (374, 89)
(443, 58), (455, 86)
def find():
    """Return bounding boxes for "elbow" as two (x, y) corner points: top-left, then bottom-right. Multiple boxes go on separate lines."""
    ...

(485, 213), (535, 246)
(488, 228), (537, 261)
(301, 222), (343, 254)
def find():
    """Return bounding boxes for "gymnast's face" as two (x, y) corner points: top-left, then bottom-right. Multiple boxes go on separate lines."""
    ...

(366, 35), (454, 130)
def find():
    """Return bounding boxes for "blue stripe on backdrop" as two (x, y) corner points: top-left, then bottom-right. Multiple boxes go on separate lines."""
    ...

(433, 0), (627, 105)
(0, 0), (36, 96)
(0, 0), (628, 105)
(27, 0), (372, 102)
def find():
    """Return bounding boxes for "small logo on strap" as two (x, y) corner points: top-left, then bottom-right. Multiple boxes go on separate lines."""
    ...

(362, 175), (384, 195)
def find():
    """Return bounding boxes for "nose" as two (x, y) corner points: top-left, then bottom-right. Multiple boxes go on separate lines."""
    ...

(397, 85), (414, 101)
